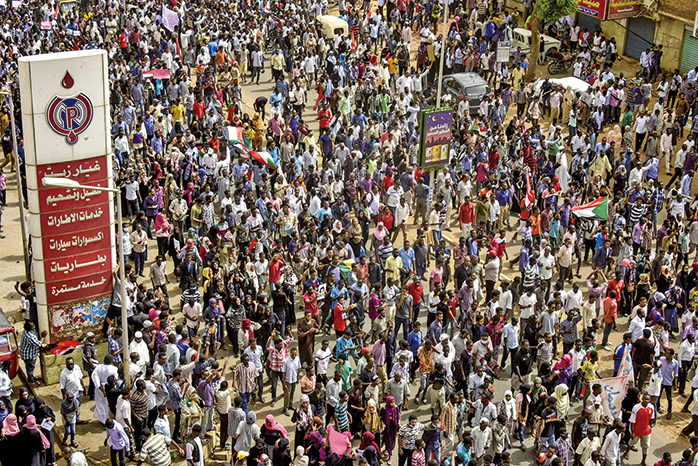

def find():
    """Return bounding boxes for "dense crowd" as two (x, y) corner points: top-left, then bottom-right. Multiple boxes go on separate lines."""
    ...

(0, 0), (696, 466)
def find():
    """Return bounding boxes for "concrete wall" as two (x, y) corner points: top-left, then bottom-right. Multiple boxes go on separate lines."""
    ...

(601, 20), (628, 51)
(654, 15), (687, 72)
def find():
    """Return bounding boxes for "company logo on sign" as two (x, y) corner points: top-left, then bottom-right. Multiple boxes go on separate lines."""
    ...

(46, 93), (94, 144)
(45, 71), (93, 144)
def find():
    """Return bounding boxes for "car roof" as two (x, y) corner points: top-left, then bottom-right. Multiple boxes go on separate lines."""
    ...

(513, 27), (558, 43)
(447, 73), (489, 87)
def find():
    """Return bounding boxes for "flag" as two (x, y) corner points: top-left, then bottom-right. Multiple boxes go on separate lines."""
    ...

(224, 126), (244, 142)
(350, 30), (356, 51)
(618, 345), (635, 387)
(264, 0), (270, 12)
(249, 150), (277, 169)
(469, 119), (486, 135)
(50, 340), (85, 355)
(162, 5), (179, 32)
(363, 5), (372, 26)
(522, 172), (535, 210)
(339, 259), (356, 280)
(597, 376), (629, 420)
(571, 196), (609, 221)
(53, 5), (58, 18)
(175, 35), (183, 60)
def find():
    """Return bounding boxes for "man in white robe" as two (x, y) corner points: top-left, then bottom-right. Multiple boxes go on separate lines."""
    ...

(91, 355), (118, 424)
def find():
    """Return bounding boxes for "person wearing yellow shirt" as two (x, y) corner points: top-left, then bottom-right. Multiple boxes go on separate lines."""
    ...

(385, 249), (403, 282)
(171, 99), (185, 132)
(388, 56), (398, 89)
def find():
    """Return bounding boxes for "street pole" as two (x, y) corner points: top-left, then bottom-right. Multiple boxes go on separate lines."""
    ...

(2, 88), (30, 281)
(115, 191), (130, 387)
(435, 0), (449, 107)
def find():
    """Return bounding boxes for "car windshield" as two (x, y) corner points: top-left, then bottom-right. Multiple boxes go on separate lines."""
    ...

(465, 85), (488, 96)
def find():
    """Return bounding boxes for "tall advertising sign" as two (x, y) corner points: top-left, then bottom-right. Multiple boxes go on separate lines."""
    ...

(19, 50), (115, 343)
(418, 108), (453, 168)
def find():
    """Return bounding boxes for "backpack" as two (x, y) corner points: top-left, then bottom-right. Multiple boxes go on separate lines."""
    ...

(187, 439), (201, 463)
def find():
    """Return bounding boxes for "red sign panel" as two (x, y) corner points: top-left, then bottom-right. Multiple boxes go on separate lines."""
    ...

(38, 180), (110, 213)
(578, 0), (607, 20)
(40, 204), (111, 236)
(37, 157), (109, 185)
(40, 225), (112, 260)
(43, 248), (113, 283)
(607, 0), (639, 18)
(46, 270), (113, 305)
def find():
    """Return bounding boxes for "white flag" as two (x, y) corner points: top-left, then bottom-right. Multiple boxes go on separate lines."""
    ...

(618, 344), (635, 387)
(598, 376), (629, 420)
(162, 5), (179, 32)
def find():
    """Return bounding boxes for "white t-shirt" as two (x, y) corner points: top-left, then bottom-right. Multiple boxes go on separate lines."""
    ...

(519, 294), (537, 319)
(315, 348), (332, 375)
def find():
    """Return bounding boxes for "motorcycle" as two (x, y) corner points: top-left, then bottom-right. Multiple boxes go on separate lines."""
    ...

(547, 53), (574, 75)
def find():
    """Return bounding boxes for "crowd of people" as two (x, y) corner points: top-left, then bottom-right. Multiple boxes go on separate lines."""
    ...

(0, 0), (697, 465)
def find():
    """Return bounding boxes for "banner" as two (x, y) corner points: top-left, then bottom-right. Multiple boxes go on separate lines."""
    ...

(617, 345), (635, 386)
(419, 108), (453, 168)
(578, 0), (608, 20)
(162, 5), (179, 32)
(597, 376), (629, 420)
(607, 0), (639, 18)
(497, 40), (512, 63)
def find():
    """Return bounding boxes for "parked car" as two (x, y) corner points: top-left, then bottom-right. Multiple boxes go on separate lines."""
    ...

(512, 27), (561, 63)
(440, 73), (491, 114)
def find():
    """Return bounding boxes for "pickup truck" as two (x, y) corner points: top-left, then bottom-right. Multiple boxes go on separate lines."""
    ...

(512, 27), (562, 63)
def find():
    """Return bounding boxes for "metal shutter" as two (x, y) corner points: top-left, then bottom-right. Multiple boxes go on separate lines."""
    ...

(681, 29), (698, 74)
(576, 14), (601, 34)
(625, 16), (655, 61)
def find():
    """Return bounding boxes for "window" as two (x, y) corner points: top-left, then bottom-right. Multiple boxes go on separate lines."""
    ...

(465, 85), (488, 96)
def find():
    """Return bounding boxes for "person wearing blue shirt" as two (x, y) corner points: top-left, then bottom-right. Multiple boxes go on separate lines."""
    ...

(594, 226), (609, 252)
(316, 201), (333, 223)
(351, 109), (368, 132)
(330, 281), (349, 310)
(407, 323), (423, 361)
(657, 349), (680, 418)
(336, 332), (357, 359)
(613, 333), (632, 377)
(399, 242), (416, 279)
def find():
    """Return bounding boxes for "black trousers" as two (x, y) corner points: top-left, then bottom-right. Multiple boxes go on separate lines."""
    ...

(110, 447), (126, 466)
(398, 448), (415, 466)
(172, 409), (181, 441)
(132, 416), (145, 452)
(657, 384), (674, 413)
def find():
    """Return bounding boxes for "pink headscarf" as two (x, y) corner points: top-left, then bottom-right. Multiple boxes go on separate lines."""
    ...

(373, 222), (387, 242)
(327, 425), (352, 456)
(2, 414), (19, 436)
(155, 212), (171, 233)
(553, 354), (572, 371)
(265, 414), (288, 437)
(24, 415), (50, 449)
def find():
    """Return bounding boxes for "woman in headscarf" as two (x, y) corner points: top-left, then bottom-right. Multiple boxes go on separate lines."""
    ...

(181, 383), (203, 437)
(371, 222), (388, 261)
(657, 266), (672, 293)
(15, 387), (36, 418)
(620, 387), (640, 446)
(262, 414), (288, 449)
(154, 212), (172, 257)
(554, 384), (571, 420)
(291, 395), (315, 450)
(0, 400), (8, 429)
(168, 226), (185, 271)
(552, 354), (574, 386)
(272, 438), (293, 466)
(379, 396), (400, 463)
(363, 446), (381, 466)
(358, 431), (381, 458)
(34, 398), (56, 466)
(538, 362), (557, 394)
(292, 446), (309, 466)
(0, 414), (23, 466)
(529, 377), (548, 424)
(236, 411), (262, 453)
(226, 296), (246, 357)
(497, 390), (518, 439)
(607, 125), (623, 155)
(306, 419), (326, 466)
(362, 400), (382, 450)
(24, 414), (49, 466)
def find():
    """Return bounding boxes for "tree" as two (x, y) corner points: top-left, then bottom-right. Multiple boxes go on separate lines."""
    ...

(528, 0), (578, 78)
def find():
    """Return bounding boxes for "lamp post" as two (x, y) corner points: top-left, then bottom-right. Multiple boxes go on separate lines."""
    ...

(0, 88), (30, 280)
(435, 0), (450, 107)
(41, 176), (130, 385)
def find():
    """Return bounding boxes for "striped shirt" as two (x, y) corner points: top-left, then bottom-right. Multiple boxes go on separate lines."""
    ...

(140, 433), (172, 466)
(131, 389), (149, 421)
(19, 330), (41, 360)
(267, 337), (293, 372)
(335, 400), (350, 430)
(234, 363), (259, 393)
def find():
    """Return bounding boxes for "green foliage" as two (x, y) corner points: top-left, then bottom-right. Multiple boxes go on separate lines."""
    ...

(536, 0), (578, 23)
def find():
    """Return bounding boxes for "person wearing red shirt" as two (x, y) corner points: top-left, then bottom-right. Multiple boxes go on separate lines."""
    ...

(318, 104), (332, 129)
(601, 290), (618, 350)
(378, 206), (394, 231)
(303, 285), (318, 318)
(459, 197), (474, 238)
(333, 295), (355, 338)
(407, 275), (423, 325)
(625, 393), (655, 466)
(606, 271), (625, 304)
(269, 254), (285, 289)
